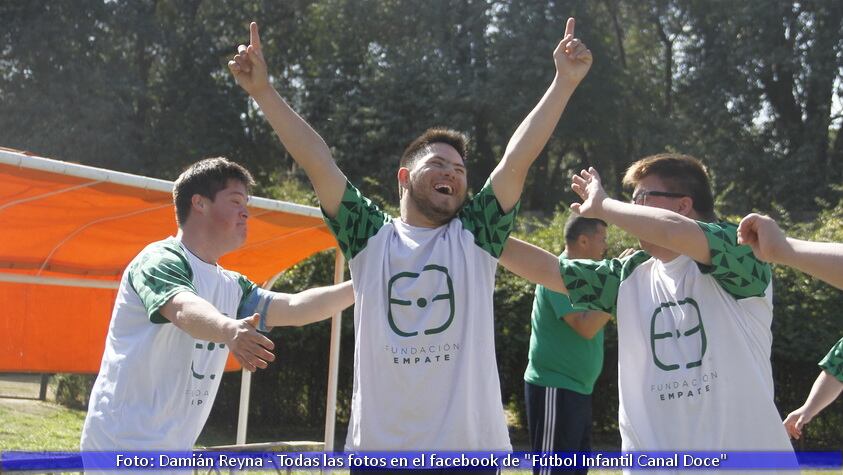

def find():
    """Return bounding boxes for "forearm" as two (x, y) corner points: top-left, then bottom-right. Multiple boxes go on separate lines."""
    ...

(777, 238), (843, 290)
(160, 292), (236, 342)
(266, 280), (355, 327)
(491, 77), (577, 212)
(564, 310), (611, 339)
(799, 371), (843, 418)
(251, 86), (346, 216)
(499, 238), (568, 294)
(597, 198), (711, 264)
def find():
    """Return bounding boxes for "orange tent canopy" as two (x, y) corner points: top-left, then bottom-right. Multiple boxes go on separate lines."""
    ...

(0, 147), (338, 373)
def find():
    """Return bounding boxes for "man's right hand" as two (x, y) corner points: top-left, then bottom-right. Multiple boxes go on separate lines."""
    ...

(228, 22), (271, 97)
(225, 314), (276, 372)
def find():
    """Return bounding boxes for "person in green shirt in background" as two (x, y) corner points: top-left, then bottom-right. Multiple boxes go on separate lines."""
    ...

(524, 214), (609, 474)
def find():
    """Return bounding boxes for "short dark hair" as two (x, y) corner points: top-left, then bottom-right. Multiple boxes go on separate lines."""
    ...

(400, 127), (468, 169)
(172, 157), (255, 226)
(564, 214), (607, 244)
(622, 153), (717, 222)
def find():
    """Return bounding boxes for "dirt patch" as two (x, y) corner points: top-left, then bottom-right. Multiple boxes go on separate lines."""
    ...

(0, 398), (66, 417)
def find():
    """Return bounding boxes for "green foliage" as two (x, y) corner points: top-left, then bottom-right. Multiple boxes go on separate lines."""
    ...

(4, 0), (841, 449)
(54, 374), (95, 411)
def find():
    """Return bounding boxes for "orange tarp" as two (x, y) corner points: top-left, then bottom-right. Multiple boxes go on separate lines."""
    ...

(0, 147), (337, 373)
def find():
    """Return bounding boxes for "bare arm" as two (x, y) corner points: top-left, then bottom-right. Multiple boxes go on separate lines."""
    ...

(490, 18), (592, 212)
(738, 213), (843, 290)
(160, 292), (275, 372)
(229, 22), (346, 217)
(264, 280), (355, 328)
(563, 310), (611, 339)
(499, 237), (568, 294)
(571, 167), (711, 265)
(782, 370), (843, 439)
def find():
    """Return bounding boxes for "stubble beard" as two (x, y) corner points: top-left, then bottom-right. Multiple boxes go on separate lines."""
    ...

(407, 179), (466, 226)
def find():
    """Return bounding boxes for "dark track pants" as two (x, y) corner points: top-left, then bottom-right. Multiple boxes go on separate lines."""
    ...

(525, 381), (592, 475)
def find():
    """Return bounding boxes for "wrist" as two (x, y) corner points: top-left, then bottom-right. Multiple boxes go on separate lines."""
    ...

(775, 237), (801, 266)
(250, 84), (278, 103)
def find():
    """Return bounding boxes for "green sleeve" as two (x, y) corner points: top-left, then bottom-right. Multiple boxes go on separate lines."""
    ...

(819, 337), (843, 383)
(458, 179), (519, 258)
(323, 181), (392, 260)
(560, 251), (650, 317)
(539, 285), (582, 319)
(697, 221), (772, 299)
(128, 240), (196, 324)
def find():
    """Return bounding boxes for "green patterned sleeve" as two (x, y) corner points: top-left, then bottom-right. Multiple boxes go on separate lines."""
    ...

(323, 181), (392, 260)
(458, 179), (519, 258)
(560, 251), (649, 317)
(128, 241), (196, 324)
(697, 221), (772, 299)
(819, 337), (843, 383)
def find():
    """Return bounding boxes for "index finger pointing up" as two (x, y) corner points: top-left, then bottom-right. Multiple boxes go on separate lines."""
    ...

(250, 22), (262, 50)
(564, 17), (575, 38)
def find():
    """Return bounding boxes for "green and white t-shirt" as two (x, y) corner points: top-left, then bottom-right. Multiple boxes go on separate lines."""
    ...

(524, 264), (605, 395)
(81, 237), (264, 450)
(560, 223), (794, 459)
(819, 337), (843, 383)
(325, 180), (517, 451)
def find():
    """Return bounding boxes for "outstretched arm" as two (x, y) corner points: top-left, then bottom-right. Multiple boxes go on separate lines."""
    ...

(738, 213), (843, 290)
(490, 18), (592, 213)
(228, 22), (346, 217)
(570, 167), (712, 264)
(782, 370), (843, 439)
(499, 237), (569, 294)
(263, 280), (355, 328)
(161, 292), (275, 372)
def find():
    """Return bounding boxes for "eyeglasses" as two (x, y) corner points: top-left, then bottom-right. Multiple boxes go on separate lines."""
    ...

(631, 190), (689, 205)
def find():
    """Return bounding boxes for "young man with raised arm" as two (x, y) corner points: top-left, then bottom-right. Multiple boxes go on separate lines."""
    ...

(228, 18), (591, 461)
(558, 155), (796, 473)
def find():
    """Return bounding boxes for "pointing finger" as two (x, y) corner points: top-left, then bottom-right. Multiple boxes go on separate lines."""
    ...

(564, 17), (575, 38)
(250, 22), (262, 51)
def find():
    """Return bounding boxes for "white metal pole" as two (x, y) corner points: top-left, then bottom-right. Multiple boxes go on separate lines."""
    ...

(235, 275), (283, 446)
(236, 369), (252, 445)
(323, 249), (346, 451)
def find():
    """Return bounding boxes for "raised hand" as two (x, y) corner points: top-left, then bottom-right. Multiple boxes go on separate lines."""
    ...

(570, 167), (608, 218)
(553, 18), (593, 86)
(736, 213), (788, 263)
(228, 22), (271, 96)
(226, 313), (275, 372)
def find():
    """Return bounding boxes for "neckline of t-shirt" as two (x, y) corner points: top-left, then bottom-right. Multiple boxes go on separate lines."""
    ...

(394, 218), (449, 232)
(174, 236), (220, 270)
(657, 253), (693, 273)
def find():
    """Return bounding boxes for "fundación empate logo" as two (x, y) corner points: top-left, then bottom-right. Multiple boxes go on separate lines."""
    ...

(387, 265), (455, 337)
(650, 297), (707, 371)
(191, 340), (226, 381)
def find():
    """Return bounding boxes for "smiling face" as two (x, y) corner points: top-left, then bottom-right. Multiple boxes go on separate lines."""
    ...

(400, 142), (468, 227)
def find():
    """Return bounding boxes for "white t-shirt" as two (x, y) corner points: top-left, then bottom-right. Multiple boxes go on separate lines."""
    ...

(561, 222), (797, 474)
(81, 237), (262, 450)
(324, 181), (517, 451)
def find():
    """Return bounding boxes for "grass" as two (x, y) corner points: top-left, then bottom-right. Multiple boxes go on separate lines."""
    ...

(0, 393), (839, 474)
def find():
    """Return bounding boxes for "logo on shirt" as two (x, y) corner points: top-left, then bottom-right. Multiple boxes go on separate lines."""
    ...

(387, 264), (455, 337)
(650, 297), (707, 371)
(191, 341), (225, 381)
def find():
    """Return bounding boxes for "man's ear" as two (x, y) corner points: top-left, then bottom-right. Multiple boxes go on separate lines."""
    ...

(397, 167), (411, 196)
(677, 196), (694, 217)
(577, 234), (590, 250)
(191, 194), (207, 215)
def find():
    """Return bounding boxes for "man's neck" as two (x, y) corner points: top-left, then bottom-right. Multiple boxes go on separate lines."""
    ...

(176, 227), (221, 264)
(399, 199), (444, 228)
